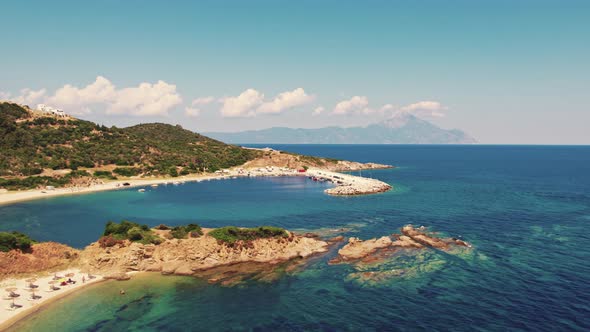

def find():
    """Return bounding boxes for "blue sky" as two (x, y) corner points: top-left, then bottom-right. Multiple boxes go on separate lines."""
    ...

(1, 0), (589, 143)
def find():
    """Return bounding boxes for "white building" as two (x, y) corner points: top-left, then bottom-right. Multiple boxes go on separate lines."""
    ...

(37, 104), (67, 117)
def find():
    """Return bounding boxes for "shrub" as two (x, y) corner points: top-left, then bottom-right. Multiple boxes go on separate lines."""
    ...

(170, 223), (203, 239)
(168, 167), (179, 177)
(0, 231), (35, 252)
(208, 226), (288, 245)
(94, 170), (117, 180)
(127, 227), (144, 241)
(69, 170), (91, 177)
(98, 235), (124, 248)
(102, 220), (162, 245)
(113, 167), (141, 177)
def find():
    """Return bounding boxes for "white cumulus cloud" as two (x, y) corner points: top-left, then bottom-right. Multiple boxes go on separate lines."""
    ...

(399, 101), (447, 118)
(183, 96), (215, 118)
(332, 96), (369, 115)
(219, 88), (314, 118)
(48, 76), (116, 107)
(185, 107), (201, 117)
(219, 89), (265, 118)
(312, 106), (325, 116)
(256, 88), (314, 115)
(191, 96), (215, 105)
(4, 88), (48, 106)
(3, 76), (182, 117)
(106, 80), (182, 116)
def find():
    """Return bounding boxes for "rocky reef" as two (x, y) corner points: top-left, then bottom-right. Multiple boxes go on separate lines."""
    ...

(333, 225), (471, 263)
(329, 225), (473, 285)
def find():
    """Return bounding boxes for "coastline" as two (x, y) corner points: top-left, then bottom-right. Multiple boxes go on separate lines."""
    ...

(0, 166), (392, 206)
(0, 173), (227, 206)
(0, 164), (392, 328)
(0, 270), (107, 331)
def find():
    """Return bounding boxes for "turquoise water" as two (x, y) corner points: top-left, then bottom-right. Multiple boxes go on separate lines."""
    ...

(2, 145), (590, 331)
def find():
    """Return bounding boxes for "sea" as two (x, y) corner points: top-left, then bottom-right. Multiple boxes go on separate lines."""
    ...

(1, 145), (589, 331)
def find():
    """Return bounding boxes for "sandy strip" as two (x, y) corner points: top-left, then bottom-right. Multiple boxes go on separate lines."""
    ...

(0, 269), (105, 330)
(0, 166), (391, 206)
(0, 168), (300, 206)
(0, 173), (229, 206)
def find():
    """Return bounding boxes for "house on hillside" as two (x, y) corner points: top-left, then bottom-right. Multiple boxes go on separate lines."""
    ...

(37, 104), (67, 117)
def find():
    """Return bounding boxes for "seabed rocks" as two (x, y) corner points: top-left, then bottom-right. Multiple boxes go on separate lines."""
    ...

(329, 225), (474, 285)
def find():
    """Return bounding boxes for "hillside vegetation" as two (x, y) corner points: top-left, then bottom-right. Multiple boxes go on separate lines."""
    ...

(0, 231), (35, 252)
(0, 102), (260, 189)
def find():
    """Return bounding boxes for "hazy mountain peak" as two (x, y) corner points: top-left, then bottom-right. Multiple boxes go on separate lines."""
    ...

(380, 112), (418, 129)
(205, 115), (477, 144)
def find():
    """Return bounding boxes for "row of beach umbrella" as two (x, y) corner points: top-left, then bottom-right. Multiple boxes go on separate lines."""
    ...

(4, 273), (79, 310)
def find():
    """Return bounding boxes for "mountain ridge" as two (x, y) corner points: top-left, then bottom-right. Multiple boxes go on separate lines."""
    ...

(205, 114), (476, 144)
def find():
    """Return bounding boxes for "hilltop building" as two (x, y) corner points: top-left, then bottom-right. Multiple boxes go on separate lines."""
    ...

(37, 104), (67, 117)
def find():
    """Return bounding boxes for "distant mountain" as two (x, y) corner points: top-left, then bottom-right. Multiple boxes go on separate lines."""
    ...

(205, 114), (477, 144)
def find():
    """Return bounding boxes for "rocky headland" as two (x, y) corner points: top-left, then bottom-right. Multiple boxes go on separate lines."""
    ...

(0, 225), (331, 284)
(78, 228), (329, 278)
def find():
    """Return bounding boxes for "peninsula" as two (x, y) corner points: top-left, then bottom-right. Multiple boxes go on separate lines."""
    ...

(0, 101), (392, 205)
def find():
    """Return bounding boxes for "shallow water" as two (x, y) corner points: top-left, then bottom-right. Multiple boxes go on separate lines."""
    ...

(2, 145), (590, 331)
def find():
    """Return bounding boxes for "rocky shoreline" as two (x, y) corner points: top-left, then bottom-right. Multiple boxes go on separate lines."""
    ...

(78, 228), (331, 278)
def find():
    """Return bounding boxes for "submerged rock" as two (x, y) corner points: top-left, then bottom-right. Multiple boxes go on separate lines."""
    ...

(332, 225), (473, 284)
(337, 236), (393, 260)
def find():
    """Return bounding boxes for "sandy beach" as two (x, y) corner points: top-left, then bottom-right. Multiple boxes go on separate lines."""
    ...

(0, 173), (227, 206)
(0, 269), (104, 330)
(0, 166), (391, 206)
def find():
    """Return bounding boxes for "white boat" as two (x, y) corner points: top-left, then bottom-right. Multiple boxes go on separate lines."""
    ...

(138, 189), (146, 192)
(151, 184), (158, 188)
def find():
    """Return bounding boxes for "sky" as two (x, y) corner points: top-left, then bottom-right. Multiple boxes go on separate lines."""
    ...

(1, 0), (589, 144)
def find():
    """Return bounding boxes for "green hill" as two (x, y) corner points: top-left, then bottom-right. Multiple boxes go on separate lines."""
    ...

(0, 102), (260, 189)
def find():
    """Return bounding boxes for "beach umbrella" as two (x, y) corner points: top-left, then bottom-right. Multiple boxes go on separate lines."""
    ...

(48, 280), (59, 290)
(5, 287), (17, 292)
(26, 288), (40, 299)
(65, 273), (75, 277)
(25, 278), (37, 283)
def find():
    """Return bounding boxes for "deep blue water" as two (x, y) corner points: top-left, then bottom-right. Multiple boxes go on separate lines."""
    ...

(2, 145), (590, 331)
